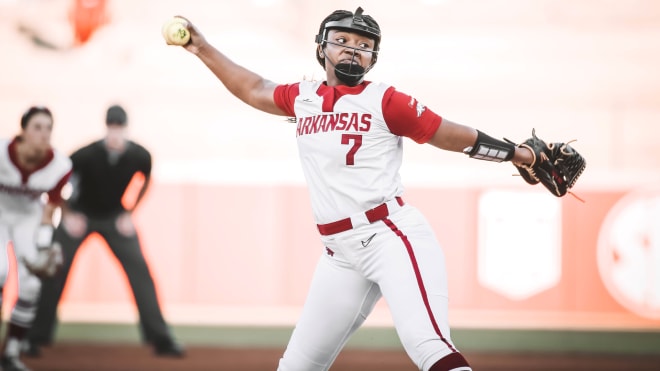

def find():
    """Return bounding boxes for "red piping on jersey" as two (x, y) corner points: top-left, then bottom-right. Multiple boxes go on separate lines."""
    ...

(8, 137), (55, 184)
(383, 218), (458, 353)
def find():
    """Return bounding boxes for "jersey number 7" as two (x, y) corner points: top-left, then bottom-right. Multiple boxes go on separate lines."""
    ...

(341, 134), (363, 166)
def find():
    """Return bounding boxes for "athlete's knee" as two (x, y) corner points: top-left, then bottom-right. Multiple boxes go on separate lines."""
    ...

(428, 352), (471, 371)
(19, 274), (42, 302)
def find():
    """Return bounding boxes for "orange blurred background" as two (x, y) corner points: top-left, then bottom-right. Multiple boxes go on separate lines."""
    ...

(1, 0), (659, 331)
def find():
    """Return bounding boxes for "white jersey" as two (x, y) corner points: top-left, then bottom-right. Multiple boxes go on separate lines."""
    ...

(0, 138), (72, 224)
(274, 80), (442, 224)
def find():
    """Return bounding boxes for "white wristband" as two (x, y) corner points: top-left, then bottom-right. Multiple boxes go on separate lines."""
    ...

(36, 224), (54, 250)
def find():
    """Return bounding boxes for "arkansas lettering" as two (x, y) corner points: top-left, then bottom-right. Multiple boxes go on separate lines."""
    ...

(296, 113), (372, 137)
(0, 183), (44, 200)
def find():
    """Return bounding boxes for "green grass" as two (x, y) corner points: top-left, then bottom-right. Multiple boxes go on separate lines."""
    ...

(52, 323), (660, 355)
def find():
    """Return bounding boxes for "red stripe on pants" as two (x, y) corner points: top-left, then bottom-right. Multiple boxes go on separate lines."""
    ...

(383, 218), (457, 353)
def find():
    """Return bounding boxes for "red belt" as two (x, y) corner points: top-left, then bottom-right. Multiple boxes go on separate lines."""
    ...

(317, 197), (404, 236)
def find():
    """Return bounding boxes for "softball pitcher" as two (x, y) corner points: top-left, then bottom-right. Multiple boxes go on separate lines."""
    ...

(168, 7), (539, 371)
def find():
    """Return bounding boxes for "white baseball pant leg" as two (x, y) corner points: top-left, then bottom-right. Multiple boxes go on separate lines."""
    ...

(277, 246), (382, 371)
(0, 216), (43, 327)
(371, 205), (463, 370)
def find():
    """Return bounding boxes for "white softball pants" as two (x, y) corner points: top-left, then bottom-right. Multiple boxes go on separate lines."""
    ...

(277, 205), (462, 371)
(0, 214), (43, 326)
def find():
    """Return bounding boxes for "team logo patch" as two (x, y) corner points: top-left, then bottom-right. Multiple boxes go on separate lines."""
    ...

(407, 96), (426, 118)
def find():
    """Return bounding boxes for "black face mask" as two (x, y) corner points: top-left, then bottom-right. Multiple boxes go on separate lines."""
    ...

(334, 63), (366, 86)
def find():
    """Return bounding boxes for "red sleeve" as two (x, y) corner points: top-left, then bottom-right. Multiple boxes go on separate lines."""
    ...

(382, 87), (442, 144)
(273, 83), (301, 117)
(47, 170), (72, 205)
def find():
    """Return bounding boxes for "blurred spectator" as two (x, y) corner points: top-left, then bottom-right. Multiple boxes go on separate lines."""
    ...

(70, 0), (108, 45)
(16, 0), (109, 50)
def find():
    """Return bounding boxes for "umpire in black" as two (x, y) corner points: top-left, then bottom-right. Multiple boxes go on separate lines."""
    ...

(26, 105), (184, 358)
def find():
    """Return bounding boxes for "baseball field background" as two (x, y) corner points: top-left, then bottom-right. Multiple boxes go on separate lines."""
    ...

(1, 0), (659, 370)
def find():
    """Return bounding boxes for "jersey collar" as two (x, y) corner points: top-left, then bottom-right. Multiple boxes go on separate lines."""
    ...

(318, 81), (371, 112)
(8, 136), (55, 184)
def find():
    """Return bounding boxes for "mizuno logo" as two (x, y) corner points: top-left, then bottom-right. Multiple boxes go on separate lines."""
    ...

(302, 98), (313, 102)
(361, 233), (377, 247)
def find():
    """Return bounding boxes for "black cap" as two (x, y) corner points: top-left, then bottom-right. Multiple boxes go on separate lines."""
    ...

(106, 105), (127, 125)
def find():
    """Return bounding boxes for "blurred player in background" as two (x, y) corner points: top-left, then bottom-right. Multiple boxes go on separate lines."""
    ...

(26, 104), (184, 359)
(169, 7), (535, 371)
(0, 106), (72, 371)
(15, 0), (108, 50)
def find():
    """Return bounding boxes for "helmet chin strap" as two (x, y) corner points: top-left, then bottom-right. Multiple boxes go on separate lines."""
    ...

(321, 44), (375, 86)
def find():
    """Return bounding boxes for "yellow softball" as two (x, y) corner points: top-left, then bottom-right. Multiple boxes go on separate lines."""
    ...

(162, 17), (190, 46)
